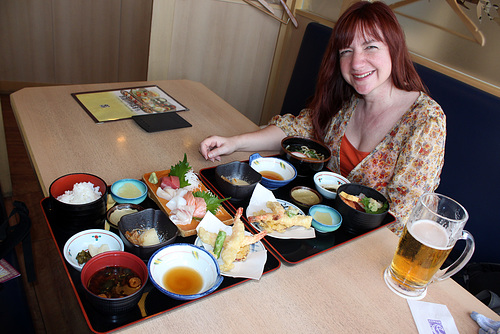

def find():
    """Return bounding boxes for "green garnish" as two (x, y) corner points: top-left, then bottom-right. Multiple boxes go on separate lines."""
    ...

(193, 191), (229, 215)
(360, 196), (388, 214)
(169, 153), (192, 188)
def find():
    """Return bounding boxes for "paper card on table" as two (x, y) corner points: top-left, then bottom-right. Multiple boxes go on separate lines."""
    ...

(195, 211), (267, 280)
(407, 300), (459, 334)
(246, 183), (316, 239)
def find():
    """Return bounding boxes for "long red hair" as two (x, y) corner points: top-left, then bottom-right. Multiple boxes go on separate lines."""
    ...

(309, 1), (428, 140)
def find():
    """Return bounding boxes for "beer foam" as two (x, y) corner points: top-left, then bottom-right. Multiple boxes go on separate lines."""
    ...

(409, 219), (450, 249)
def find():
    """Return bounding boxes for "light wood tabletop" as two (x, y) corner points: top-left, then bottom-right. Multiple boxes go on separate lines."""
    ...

(10, 80), (499, 333)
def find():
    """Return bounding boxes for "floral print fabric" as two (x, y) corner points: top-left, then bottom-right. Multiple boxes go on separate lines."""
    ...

(269, 92), (446, 235)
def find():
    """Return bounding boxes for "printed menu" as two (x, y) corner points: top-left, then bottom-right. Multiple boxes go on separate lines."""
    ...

(72, 85), (189, 123)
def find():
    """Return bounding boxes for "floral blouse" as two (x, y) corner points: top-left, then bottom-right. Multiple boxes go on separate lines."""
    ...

(269, 92), (446, 235)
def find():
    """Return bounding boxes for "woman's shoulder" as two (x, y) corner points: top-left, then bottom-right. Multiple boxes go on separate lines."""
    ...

(414, 92), (445, 117)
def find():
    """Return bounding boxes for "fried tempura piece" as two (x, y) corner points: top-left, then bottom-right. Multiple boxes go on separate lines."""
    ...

(248, 201), (312, 233)
(197, 208), (267, 271)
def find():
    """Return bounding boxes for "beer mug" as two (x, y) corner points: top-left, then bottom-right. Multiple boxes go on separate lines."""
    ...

(384, 193), (475, 299)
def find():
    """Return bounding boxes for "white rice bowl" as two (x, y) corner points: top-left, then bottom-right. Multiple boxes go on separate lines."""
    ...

(57, 182), (102, 204)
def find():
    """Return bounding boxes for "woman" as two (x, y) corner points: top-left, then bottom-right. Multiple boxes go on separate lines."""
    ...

(199, 1), (445, 235)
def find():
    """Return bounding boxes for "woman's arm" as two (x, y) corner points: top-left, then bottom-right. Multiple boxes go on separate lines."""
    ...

(199, 125), (286, 162)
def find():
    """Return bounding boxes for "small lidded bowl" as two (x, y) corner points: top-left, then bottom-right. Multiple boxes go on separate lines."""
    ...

(290, 186), (322, 210)
(281, 136), (332, 176)
(63, 229), (124, 271)
(106, 203), (145, 228)
(249, 153), (297, 190)
(148, 243), (223, 301)
(214, 161), (262, 201)
(313, 171), (350, 200)
(118, 209), (178, 262)
(309, 204), (342, 233)
(110, 179), (147, 204)
(81, 251), (148, 314)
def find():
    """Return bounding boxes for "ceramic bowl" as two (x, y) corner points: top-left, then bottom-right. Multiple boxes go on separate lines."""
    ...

(313, 171), (350, 200)
(309, 204), (342, 233)
(214, 161), (262, 201)
(148, 243), (223, 301)
(49, 173), (108, 230)
(106, 203), (145, 227)
(110, 179), (147, 205)
(290, 186), (322, 210)
(81, 251), (148, 314)
(281, 136), (332, 176)
(334, 183), (389, 234)
(118, 209), (178, 262)
(63, 229), (124, 271)
(248, 153), (297, 190)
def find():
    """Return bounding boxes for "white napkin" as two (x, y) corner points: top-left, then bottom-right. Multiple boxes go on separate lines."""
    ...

(246, 183), (316, 239)
(407, 300), (459, 334)
(195, 211), (267, 280)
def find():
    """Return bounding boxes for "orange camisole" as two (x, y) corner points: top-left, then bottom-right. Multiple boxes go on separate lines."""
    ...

(340, 135), (370, 177)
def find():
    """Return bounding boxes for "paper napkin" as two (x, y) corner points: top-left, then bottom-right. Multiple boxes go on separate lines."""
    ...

(246, 183), (316, 239)
(407, 300), (459, 334)
(196, 211), (267, 280)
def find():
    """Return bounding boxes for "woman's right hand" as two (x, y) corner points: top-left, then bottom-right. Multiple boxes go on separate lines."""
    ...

(199, 135), (237, 162)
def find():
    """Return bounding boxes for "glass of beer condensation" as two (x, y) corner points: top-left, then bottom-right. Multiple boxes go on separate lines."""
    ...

(384, 193), (475, 299)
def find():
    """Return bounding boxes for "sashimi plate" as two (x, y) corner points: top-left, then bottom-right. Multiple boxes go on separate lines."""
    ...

(143, 170), (233, 231)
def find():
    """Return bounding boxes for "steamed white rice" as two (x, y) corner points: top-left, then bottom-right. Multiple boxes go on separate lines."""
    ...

(57, 182), (102, 204)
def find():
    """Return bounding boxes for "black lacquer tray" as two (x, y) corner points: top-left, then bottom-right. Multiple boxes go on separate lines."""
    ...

(199, 157), (395, 265)
(41, 193), (281, 334)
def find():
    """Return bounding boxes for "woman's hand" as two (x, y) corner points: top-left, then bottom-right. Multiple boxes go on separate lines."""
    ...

(199, 125), (286, 162)
(199, 136), (237, 162)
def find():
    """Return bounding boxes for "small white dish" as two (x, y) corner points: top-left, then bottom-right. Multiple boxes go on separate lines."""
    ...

(63, 229), (124, 271)
(313, 171), (350, 199)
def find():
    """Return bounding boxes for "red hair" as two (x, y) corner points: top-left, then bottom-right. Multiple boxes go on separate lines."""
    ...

(309, 1), (428, 140)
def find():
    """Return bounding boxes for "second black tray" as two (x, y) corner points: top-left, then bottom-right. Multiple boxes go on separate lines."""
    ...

(199, 159), (395, 265)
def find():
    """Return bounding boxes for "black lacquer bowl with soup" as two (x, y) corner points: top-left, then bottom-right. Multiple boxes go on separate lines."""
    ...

(214, 161), (262, 201)
(281, 136), (332, 176)
(81, 251), (148, 314)
(334, 183), (389, 234)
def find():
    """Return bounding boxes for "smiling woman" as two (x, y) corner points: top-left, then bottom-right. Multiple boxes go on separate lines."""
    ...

(199, 1), (446, 236)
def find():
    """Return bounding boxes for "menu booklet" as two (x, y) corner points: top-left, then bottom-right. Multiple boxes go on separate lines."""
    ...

(72, 85), (189, 123)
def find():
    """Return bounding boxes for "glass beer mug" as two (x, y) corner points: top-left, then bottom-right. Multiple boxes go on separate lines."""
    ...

(384, 193), (475, 299)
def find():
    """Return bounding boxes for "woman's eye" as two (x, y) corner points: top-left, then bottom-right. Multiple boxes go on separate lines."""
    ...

(339, 49), (352, 56)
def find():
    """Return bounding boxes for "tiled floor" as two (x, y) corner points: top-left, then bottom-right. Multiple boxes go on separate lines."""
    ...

(1, 94), (91, 334)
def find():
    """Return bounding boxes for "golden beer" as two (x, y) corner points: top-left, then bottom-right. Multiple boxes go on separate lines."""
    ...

(388, 219), (452, 291)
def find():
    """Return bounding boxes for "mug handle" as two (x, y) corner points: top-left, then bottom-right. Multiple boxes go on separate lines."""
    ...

(434, 230), (475, 282)
(249, 153), (261, 165)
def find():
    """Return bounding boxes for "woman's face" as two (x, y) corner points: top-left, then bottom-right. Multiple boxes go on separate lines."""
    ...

(339, 29), (393, 97)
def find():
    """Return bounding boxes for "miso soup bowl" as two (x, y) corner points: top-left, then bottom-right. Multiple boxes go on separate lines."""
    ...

(81, 251), (148, 314)
(249, 153), (297, 190)
(214, 161), (262, 201)
(148, 243), (223, 301)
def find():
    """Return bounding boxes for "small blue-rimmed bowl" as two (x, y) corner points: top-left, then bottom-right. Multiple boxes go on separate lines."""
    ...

(110, 179), (147, 204)
(309, 204), (342, 233)
(148, 243), (223, 301)
(249, 153), (297, 190)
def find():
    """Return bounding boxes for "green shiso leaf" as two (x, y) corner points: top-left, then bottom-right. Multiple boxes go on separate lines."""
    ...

(193, 191), (229, 215)
(169, 153), (191, 188)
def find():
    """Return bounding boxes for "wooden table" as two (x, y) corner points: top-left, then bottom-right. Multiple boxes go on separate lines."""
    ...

(11, 80), (499, 333)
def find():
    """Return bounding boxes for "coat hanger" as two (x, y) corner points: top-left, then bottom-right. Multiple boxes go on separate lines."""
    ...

(242, 0), (298, 28)
(389, 0), (485, 46)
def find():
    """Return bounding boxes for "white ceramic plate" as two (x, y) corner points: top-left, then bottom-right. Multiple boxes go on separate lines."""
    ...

(250, 199), (315, 239)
